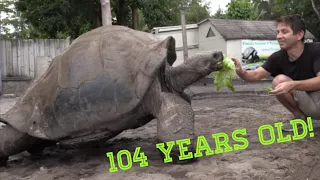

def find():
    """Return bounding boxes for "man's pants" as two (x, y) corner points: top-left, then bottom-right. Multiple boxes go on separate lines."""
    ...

(293, 90), (320, 120)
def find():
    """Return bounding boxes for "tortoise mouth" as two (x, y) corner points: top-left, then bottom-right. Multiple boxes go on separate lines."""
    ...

(214, 55), (224, 70)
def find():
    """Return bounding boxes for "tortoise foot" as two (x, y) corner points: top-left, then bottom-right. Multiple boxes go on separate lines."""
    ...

(158, 149), (198, 165)
(170, 150), (198, 164)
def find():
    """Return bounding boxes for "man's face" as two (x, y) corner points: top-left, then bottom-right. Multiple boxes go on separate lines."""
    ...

(276, 22), (303, 50)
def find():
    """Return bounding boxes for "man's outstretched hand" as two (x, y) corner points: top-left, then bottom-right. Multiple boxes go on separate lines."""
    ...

(231, 58), (242, 74)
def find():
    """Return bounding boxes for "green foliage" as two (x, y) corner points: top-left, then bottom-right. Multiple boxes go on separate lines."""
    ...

(0, 0), (25, 39)
(15, 0), (101, 39)
(213, 56), (236, 92)
(6, 0), (319, 40)
(226, 0), (254, 20)
(213, 0), (320, 40)
(137, 0), (197, 29)
(213, 6), (227, 19)
(267, 87), (273, 93)
(271, 0), (320, 40)
(138, 0), (181, 29)
(185, 0), (210, 23)
(7, 0), (210, 39)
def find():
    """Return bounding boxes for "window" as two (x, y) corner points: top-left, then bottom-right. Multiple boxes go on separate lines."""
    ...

(206, 27), (215, 38)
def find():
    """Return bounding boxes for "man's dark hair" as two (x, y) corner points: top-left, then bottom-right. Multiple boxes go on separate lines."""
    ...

(275, 14), (306, 42)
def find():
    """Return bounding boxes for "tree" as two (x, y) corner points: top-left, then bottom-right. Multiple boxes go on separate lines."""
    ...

(224, 0), (273, 20)
(311, 0), (320, 21)
(271, 0), (320, 39)
(185, 0), (210, 23)
(226, 0), (255, 20)
(100, 0), (112, 25)
(12, 0), (210, 39)
(213, 6), (227, 19)
(15, 0), (103, 39)
(138, 0), (184, 29)
(0, 0), (28, 39)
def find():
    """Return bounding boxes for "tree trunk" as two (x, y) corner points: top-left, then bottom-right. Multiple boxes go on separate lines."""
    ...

(311, 0), (320, 21)
(132, 7), (137, 29)
(100, 0), (112, 26)
(180, 10), (188, 61)
(0, 23), (2, 96)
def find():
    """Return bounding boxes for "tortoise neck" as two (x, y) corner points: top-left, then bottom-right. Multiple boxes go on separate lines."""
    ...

(165, 59), (207, 92)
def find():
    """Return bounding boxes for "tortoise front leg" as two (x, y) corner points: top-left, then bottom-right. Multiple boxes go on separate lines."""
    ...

(0, 124), (39, 166)
(154, 92), (197, 164)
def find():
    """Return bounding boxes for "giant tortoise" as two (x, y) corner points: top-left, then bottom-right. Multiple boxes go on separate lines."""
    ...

(0, 25), (224, 165)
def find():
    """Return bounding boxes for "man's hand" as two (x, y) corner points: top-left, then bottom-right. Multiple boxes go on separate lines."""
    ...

(231, 58), (243, 74)
(269, 81), (296, 96)
(230, 57), (270, 82)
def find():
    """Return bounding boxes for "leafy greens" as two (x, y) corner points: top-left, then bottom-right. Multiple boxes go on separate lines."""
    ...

(213, 56), (236, 92)
(267, 87), (274, 93)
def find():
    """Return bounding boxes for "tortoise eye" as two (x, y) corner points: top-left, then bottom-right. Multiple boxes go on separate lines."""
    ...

(213, 53), (219, 59)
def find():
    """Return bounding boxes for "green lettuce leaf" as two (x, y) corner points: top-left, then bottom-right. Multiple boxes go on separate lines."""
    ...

(267, 87), (274, 93)
(212, 56), (236, 92)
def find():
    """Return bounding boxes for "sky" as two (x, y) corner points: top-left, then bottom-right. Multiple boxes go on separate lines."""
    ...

(204, 0), (230, 15)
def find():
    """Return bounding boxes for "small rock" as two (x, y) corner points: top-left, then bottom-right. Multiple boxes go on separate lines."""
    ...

(8, 154), (24, 162)
(2, 94), (16, 98)
(277, 163), (288, 170)
(185, 172), (207, 180)
(40, 166), (47, 172)
(20, 151), (32, 157)
(220, 157), (228, 161)
(306, 152), (316, 156)
(252, 160), (273, 169)
(0, 123), (6, 129)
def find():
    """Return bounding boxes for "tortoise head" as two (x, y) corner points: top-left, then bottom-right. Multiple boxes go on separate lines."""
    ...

(164, 50), (224, 92)
(188, 50), (224, 75)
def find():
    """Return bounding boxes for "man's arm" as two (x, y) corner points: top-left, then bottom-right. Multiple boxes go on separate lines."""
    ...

(294, 53), (320, 91)
(271, 54), (320, 95)
(270, 73), (320, 96)
(231, 58), (270, 82)
(237, 67), (270, 82)
(292, 72), (320, 91)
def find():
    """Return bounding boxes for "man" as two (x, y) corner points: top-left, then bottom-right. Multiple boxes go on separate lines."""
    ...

(231, 14), (320, 131)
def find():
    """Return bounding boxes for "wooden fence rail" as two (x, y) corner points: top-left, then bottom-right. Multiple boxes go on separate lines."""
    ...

(0, 39), (70, 79)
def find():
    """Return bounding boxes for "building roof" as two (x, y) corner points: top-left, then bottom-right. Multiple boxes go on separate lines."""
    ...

(198, 18), (315, 40)
(150, 24), (198, 34)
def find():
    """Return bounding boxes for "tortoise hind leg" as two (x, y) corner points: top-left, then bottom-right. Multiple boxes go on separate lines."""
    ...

(0, 124), (39, 166)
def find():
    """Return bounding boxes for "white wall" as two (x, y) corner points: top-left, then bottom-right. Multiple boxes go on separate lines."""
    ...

(155, 28), (199, 48)
(198, 21), (227, 53)
(173, 48), (200, 67)
(153, 26), (200, 67)
(226, 40), (242, 60)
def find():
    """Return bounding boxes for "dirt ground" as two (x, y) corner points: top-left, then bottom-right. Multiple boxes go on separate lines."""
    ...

(1, 93), (320, 180)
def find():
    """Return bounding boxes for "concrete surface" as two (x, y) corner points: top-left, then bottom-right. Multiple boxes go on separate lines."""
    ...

(189, 80), (272, 99)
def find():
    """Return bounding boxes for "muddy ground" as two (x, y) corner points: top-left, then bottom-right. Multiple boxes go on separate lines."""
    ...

(0, 93), (320, 180)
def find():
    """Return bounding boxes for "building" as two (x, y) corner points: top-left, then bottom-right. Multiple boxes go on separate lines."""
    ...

(151, 24), (199, 67)
(151, 18), (316, 69)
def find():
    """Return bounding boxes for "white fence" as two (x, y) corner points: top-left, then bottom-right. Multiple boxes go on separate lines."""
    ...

(0, 39), (70, 79)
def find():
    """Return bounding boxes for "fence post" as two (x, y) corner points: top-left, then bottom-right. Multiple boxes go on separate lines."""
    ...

(180, 9), (188, 62)
(0, 22), (2, 96)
